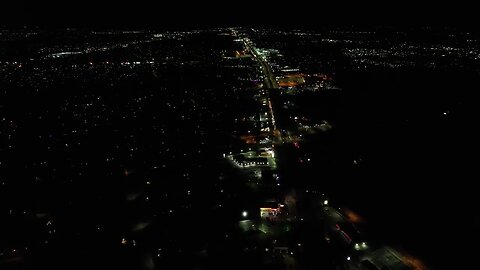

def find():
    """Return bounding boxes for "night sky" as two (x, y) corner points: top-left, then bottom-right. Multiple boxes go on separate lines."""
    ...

(3, 0), (479, 29)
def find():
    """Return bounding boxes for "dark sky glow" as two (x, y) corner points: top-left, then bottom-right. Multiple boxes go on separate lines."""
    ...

(2, 0), (479, 29)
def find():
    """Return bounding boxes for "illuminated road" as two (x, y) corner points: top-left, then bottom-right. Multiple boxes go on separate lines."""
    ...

(238, 34), (282, 142)
(247, 44), (279, 90)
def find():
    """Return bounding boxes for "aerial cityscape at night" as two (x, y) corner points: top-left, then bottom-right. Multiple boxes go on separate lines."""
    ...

(1, 8), (479, 269)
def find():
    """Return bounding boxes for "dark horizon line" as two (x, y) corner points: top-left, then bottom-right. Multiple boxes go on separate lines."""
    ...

(1, 23), (479, 33)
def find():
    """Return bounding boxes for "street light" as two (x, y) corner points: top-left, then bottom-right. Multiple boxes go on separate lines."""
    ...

(323, 200), (329, 205)
(347, 256), (351, 261)
(242, 211), (248, 218)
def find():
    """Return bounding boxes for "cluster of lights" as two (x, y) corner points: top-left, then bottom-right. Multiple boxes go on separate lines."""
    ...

(354, 242), (368, 251)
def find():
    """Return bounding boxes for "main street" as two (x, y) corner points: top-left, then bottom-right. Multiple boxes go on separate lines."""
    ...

(239, 35), (281, 142)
